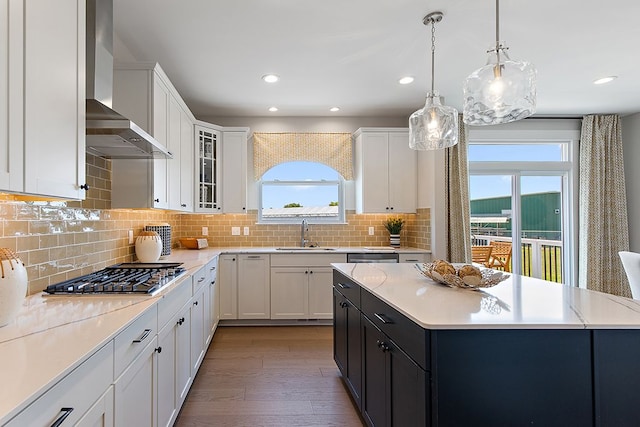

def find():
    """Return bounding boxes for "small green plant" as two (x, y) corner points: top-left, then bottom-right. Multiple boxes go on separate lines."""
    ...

(284, 202), (302, 208)
(383, 216), (404, 234)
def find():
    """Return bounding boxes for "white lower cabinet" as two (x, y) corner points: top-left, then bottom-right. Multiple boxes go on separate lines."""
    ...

(75, 386), (114, 427)
(157, 300), (191, 427)
(113, 337), (159, 427)
(270, 254), (346, 320)
(206, 257), (219, 345)
(218, 254), (238, 319)
(191, 281), (207, 373)
(238, 254), (271, 319)
(5, 342), (114, 427)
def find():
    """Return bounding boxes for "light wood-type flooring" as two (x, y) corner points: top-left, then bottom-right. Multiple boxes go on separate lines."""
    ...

(175, 325), (364, 426)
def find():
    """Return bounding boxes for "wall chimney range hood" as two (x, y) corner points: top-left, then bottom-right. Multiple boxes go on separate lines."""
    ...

(85, 0), (171, 159)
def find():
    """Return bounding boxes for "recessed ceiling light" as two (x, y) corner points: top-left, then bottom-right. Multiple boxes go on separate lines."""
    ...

(330, 107), (340, 112)
(262, 74), (279, 83)
(268, 106), (278, 112)
(593, 76), (617, 85)
(399, 76), (414, 85)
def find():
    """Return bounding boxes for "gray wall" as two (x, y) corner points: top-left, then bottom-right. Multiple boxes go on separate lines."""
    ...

(623, 113), (640, 252)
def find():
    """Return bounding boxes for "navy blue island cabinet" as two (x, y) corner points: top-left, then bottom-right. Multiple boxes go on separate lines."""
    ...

(333, 269), (640, 427)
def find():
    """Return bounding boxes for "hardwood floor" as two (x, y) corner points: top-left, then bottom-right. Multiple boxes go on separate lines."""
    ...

(175, 325), (364, 426)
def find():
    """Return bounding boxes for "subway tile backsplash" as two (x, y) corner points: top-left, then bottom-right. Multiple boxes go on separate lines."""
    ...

(4, 155), (430, 295)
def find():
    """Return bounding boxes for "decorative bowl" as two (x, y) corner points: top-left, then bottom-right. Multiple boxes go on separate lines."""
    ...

(417, 262), (508, 290)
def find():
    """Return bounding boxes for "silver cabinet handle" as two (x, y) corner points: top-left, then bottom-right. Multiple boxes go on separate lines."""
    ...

(374, 313), (394, 324)
(337, 283), (350, 289)
(133, 328), (152, 343)
(247, 255), (261, 259)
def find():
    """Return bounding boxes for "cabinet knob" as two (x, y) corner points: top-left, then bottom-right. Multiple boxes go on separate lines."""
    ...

(80, 183), (89, 191)
(181, 203), (187, 208)
(194, 300), (199, 306)
(309, 270), (313, 274)
(386, 207), (390, 210)
(390, 207), (394, 210)
(155, 346), (162, 353)
(154, 198), (160, 203)
(177, 317), (185, 326)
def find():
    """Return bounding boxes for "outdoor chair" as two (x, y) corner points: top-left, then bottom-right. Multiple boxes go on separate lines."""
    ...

(471, 246), (493, 267)
(488, 241), (512, 272)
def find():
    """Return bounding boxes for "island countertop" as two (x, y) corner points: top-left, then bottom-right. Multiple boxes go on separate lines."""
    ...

(331, 262), (640, 329)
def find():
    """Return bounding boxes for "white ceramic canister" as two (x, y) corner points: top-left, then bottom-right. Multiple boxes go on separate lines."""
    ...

(0, 248), (28, 327)
(135, 231), (163, 262)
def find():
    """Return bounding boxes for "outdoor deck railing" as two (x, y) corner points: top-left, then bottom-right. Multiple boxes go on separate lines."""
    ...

(472, 235), (563, 283)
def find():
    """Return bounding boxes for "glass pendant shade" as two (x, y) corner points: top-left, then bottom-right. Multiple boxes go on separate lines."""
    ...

(463, 44), (537, 125)
(409, 92), (458, 150)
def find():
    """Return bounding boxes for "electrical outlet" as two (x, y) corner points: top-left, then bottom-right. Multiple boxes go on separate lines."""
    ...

(128, 229), (134, 244)
(243, 227), (250, 236)
(202, 226), (208, 236)
(368, 226), (374, 235)
(231, 227), (240, 236)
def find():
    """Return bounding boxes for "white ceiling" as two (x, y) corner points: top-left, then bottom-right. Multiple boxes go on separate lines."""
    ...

(113, 0), (640, 119)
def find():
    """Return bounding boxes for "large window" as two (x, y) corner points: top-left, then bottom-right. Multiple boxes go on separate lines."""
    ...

(259, 161), (344, 224)
(468, 123), (579, 285)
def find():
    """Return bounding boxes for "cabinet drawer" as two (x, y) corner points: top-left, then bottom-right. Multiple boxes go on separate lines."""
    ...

(333, 270), (361, 307)
(398, 253), (429, 263)
(192, 265), (208, 293)
(271, 253), (346, 267)
(114, 306), (158, 378)
(361, 289), (429, 370)
(157, 276), (191, 329)
(6, 342), (114, 427)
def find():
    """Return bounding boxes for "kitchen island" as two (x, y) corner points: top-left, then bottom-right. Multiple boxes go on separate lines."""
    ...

(332, 262), (640, 427)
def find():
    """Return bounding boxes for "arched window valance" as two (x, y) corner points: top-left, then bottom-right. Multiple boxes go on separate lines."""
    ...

(253, 132), (353, 180)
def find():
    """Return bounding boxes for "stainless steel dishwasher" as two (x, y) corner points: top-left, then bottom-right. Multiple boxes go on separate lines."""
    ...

(346, 252), (399, 263)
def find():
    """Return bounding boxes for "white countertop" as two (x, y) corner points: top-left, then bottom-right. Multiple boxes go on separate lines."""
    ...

(332, 263), (640, 330)
(193, 246), (430, 254)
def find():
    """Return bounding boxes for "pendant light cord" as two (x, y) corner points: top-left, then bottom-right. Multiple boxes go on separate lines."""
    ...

(495, 0), (501, 66)
(430, 19), (436, 93)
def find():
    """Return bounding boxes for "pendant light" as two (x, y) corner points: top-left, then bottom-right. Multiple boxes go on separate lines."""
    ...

(463, 0), (537, 125)
(409, 12), (458, 150)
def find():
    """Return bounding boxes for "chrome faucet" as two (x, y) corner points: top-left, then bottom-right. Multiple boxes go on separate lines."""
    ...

(300, 219), (309, 247)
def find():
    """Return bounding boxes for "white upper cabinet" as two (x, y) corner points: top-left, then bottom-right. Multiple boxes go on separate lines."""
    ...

(112, 63), (195, 210)
(194, 123), (249, 214)
(221, 129), (248, 213)
(0, 0), (86, 199)
(179, 108), (194, 212)
(194, 123), (221, 213)
(354, 128), (417, 213)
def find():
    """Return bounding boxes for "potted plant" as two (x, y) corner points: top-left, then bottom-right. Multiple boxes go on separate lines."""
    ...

(383, 216), (404, 247)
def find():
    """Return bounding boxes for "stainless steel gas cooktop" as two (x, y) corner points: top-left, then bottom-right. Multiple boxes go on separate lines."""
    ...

(44, 263), (186, 296)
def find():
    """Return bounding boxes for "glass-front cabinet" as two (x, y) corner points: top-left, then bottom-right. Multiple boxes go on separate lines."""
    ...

(195, 125), (220, 212)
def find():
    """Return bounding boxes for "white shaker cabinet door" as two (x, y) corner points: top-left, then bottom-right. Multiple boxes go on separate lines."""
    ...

(24, 0), (85, 199)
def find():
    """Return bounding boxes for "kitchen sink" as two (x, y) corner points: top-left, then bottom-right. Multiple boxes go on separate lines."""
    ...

(275, 247), (337, 251)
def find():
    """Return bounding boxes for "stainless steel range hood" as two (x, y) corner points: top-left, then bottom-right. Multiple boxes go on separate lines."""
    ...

(85, 0), (171, 159)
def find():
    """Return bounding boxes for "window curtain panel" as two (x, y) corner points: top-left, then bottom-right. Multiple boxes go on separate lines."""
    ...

(445, 118), (472, 263)
(253, 132), (353, 180)
(579, 114), (631, 297)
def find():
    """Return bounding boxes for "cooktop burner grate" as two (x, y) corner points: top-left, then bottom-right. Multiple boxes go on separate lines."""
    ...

(44, 263), (186, 295)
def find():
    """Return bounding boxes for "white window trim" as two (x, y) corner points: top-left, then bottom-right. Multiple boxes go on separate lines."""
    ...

(468, 122), (580, 286)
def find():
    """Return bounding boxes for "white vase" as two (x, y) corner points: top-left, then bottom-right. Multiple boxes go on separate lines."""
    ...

(0, 249), (28, 327)
(389, 234), (401, 248)
(135, 231), (163, 263)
